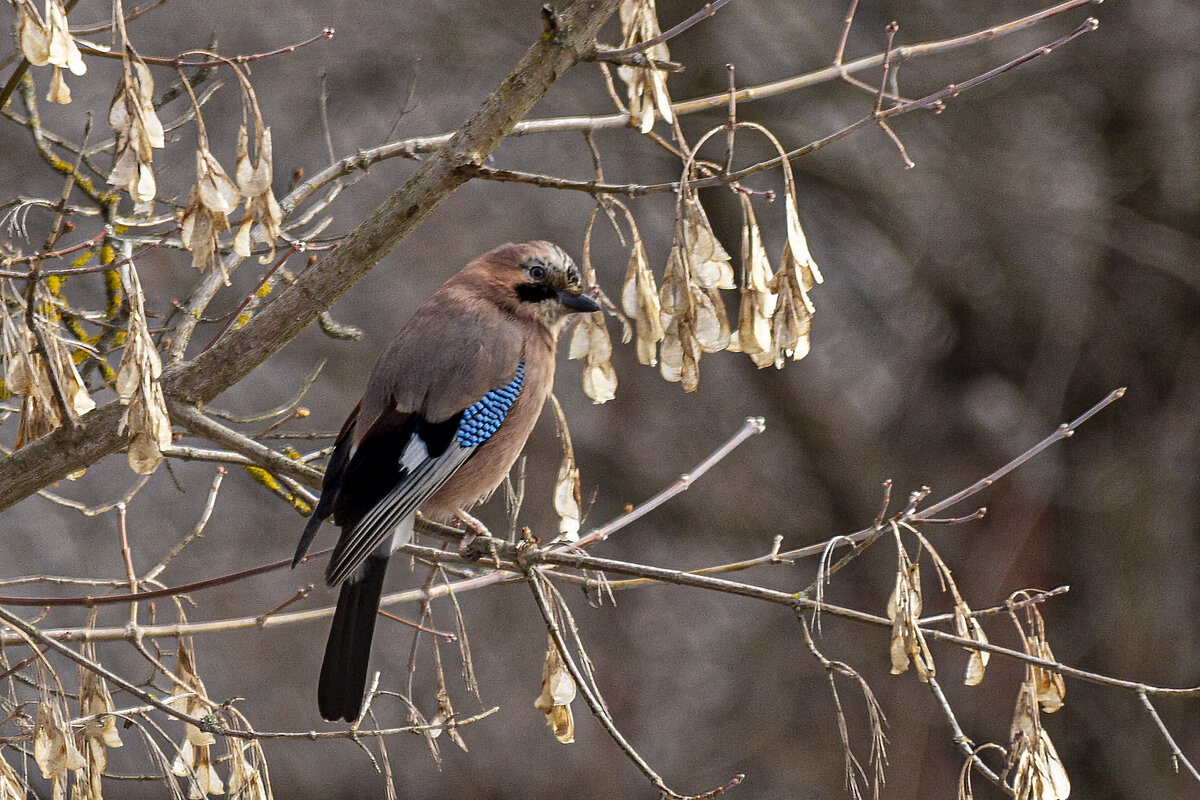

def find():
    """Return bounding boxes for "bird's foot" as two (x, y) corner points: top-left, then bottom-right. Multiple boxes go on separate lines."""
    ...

(455, 508), (495, 561)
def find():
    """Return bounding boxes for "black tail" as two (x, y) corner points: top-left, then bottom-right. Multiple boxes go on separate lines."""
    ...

(318, 556), (388, 722)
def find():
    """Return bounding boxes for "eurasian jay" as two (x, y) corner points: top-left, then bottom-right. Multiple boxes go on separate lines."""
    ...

(293, 240), (599, 722)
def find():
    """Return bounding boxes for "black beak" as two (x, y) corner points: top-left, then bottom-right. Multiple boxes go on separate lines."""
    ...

(558, 291), (601, 313)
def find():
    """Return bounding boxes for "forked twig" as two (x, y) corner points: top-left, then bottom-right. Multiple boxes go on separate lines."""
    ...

(1137, 690), (1200, 783)
(525, 567), (742, 800)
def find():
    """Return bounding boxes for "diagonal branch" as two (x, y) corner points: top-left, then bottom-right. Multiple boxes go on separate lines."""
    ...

(0, 0), (623, 511)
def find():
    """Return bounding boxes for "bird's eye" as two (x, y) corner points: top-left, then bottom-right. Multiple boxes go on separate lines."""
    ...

(528, 265), (547, 281)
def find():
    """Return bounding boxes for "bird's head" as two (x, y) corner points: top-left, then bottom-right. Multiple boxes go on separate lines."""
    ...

(474, 240), (600, 335)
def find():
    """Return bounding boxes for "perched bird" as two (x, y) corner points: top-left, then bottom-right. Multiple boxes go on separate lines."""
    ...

(293, 241), (599, 722)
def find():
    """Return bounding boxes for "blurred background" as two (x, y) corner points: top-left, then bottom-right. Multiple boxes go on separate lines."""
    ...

(1, 0), (1197, 797)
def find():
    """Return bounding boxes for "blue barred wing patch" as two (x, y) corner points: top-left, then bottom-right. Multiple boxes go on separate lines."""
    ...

(455, 362), (524, 447)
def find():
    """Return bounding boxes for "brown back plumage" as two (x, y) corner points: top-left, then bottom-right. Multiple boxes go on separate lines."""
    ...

(297, 240), (597, 722)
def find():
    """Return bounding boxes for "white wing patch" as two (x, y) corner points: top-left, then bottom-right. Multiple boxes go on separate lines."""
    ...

(326, 441), (474, 586)
(399, 433), (429, 473)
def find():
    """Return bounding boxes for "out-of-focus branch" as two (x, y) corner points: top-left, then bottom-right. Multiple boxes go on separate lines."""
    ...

(463, 16), (1100, 197)
(280, 0), (1099, 212)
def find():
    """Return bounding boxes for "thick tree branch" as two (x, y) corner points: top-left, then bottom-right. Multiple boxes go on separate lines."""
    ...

(0, 0), (622, 511)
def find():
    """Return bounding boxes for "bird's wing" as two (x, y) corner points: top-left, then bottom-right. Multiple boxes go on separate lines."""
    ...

(323, 362), (526, 586)
(293, 401), (362, 567)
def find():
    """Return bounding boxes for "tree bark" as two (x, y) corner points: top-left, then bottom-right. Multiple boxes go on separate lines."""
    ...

(0, 0), (621, 511)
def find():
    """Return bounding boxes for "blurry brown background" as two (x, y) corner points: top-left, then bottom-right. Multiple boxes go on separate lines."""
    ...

(2, 0), (1198, 797)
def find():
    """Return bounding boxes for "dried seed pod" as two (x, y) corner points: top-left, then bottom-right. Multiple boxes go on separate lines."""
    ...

(1008, 682), (1070, 800)
(534, 637), (577, 744)
(620, 237), (664, 366)
(108, 58), (164, 212)
(953, 602), (991, 686)
(547, 394), (582, 541)
(225, 742), (268, 800)
(682, 196), (735, 291)
(886, 559), (934, 681)
(15, 0), (85, 104)
(615, 0), (673, 133)
(730, 194), (777, 364)
(568, 313), (617, 404)
(2, 288), (94, 448)
(116, 266), (171, 474)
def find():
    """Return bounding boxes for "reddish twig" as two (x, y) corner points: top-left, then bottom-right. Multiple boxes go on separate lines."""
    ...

(0, 548), (332, 607)
(199, 242), (303, 354)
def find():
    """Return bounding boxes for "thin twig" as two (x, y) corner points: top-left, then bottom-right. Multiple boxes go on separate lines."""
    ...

(0, 548), (332, 607)
(205, 359), (325, 424)
(141, 467), (225, 582)
(318, 71), (337, 165)
(198, 243), (303, 354)
(576, 416), (765, 547)
(34, 473), (153, 517)
(1138, 690), (1200, 783)
(0, 603), (216, 733)
(167, 400), (323, 487)
(74, 28), (334, 68)
(280, 0), (1100, 213)
(592, 0), (735, 61)
(833, 0), (860, 66)
(525, 568), (741, 799)
(926, 675), (1010, 792)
